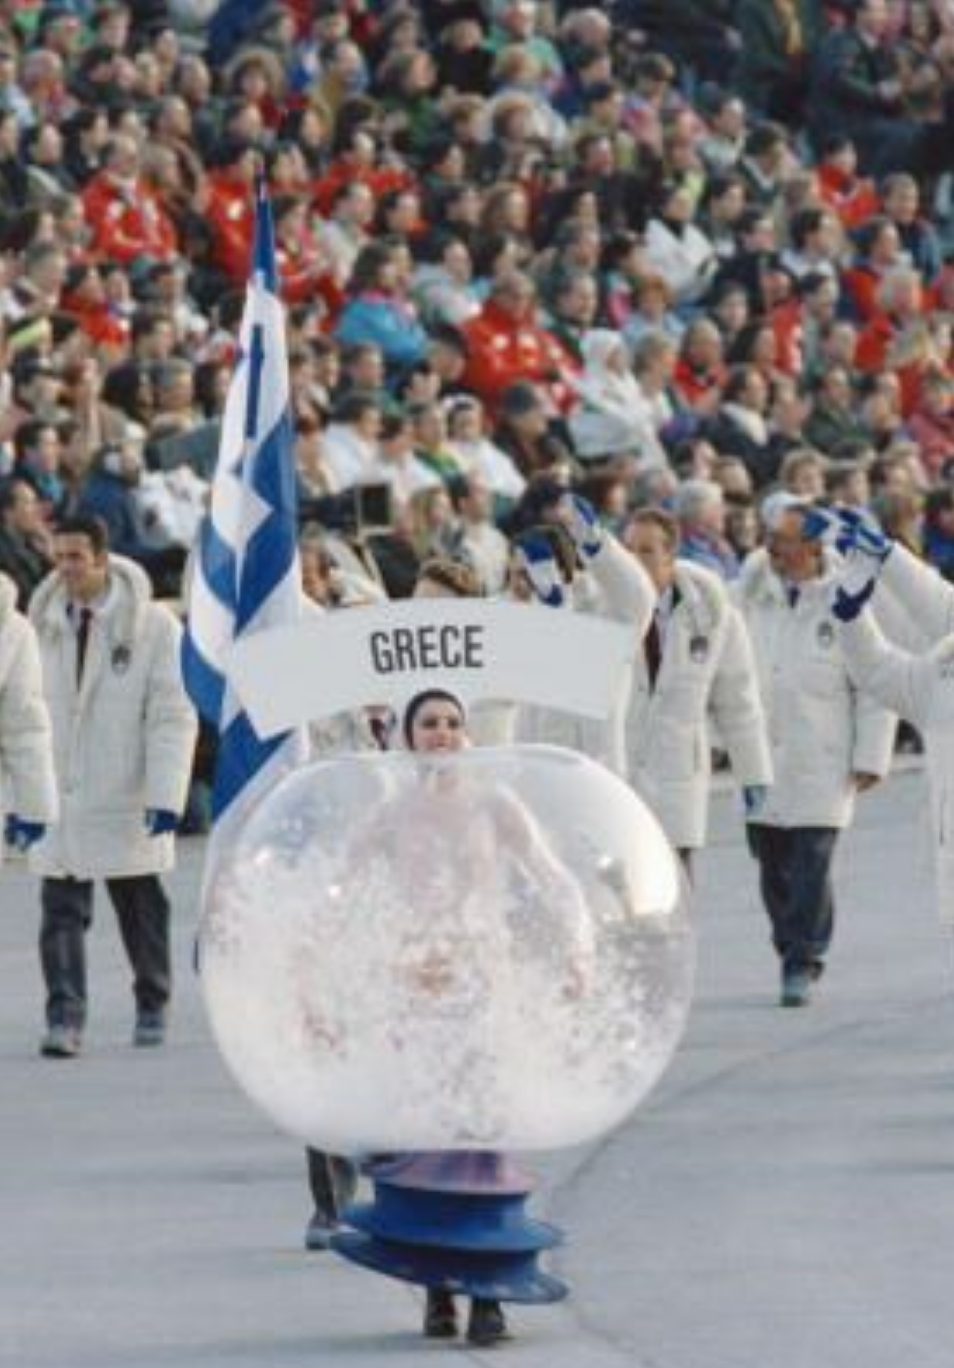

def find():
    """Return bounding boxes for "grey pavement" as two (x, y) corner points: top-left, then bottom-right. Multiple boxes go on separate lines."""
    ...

(3, 769), (954, 1367)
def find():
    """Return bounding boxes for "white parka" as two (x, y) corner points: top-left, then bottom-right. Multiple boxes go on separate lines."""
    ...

(627, 560), (772, 850)
(734, 549), (896, 829)
(29, 556), (198, 879)
(861, 543), (954, 924)
(838, 609), (954, 923)
(516, 535), (656, 775)
(0, 571), (57, 855)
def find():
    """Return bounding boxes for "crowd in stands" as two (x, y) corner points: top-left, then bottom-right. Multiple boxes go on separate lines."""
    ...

(3, 0), (954, 619)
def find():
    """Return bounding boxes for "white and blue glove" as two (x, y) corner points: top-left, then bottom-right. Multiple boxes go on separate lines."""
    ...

(514, 530), (567, 608)
(144, 809), (179, 837)
(5, 815), (45, 850)
(831, 546), (879, 622)
(802, 505), (893, 564)
(802, 506), (891, 622)
(558, 492), (604, 563)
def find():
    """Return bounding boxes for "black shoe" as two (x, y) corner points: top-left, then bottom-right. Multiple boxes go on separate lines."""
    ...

(40, 1025), (82, 1058)
(424, 1289), (458, 1339)
(780, 968), (811, 1008)
(467, 1298), (510, 1347)
(304, 1214), (339, 1251)
(133, 1011), (166, 1047)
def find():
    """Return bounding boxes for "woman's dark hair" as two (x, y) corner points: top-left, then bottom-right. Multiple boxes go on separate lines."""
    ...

(726, 319), (773, 367)
(349, 241), (394, 294)
(599, 229), (642, 274)
(402, 688), (466, 748)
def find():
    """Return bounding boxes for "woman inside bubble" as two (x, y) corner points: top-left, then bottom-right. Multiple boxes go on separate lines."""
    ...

(349, 687), (593, 1347)
(391, 688), (593, 1009)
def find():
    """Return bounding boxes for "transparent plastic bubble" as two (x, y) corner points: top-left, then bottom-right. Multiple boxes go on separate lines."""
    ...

(201, 746), (694, 1152)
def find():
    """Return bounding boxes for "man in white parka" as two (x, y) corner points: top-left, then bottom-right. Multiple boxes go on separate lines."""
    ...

(29, 515), (197, 1059)
(623, 508), (772, 877)
(806, 506), (954, 933)
(734, 499), (896, 1007)
(0, 569), (57, 864)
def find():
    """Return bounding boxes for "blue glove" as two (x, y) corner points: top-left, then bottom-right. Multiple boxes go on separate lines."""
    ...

(742, 785), (769, 818)
(5, 815), (45, 850)
(559, 492), (604, 562)
(144, 809), (179, 837)
(831, 546), (880, 623)
(802, 506), (892, 563)
(513, 531), (567, 608)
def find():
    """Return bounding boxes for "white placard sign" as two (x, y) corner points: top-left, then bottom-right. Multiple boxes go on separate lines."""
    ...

(227, 599), (635, 739)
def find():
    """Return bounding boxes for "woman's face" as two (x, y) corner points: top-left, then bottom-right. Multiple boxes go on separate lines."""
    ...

(449, 404), (481, 440)
(503, 189), (530, 232)
(752, 327), (778, 367)
(410, 699), (466, 752)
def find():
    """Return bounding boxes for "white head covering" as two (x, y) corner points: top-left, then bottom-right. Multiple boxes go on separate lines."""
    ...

(570, 330), (647, 459)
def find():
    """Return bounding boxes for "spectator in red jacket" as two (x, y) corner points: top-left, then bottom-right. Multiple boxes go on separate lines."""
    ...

(673, 317), (728, 415)
(273, 194), (343, 318)
(816, 135), (879, 231)
(60, 263), (131, 357)
(205, 140), (259, 284)
(855, 267), (925, 376)
(908, 371), (954, 479)
(842, 215), (904, 322)
(461, 271), (578, 417)
(81, 134), (178, 266)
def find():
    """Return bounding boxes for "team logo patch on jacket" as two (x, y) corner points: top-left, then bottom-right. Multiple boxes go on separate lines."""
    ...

(111, 645), (132, 675)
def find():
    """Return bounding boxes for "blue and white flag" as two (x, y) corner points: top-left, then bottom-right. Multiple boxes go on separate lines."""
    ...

(182, 179), (307, 827)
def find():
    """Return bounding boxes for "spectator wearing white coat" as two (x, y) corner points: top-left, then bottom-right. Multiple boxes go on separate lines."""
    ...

(644, 182), (718, 309)
(0, 569), (57, 863)
(511, 492), (655, 775)
(29, 515), (197, 1059)
(569, 329), (654, 463)
(734, 500), (896, 1007)
(444, 396), (526, 504)
(448, 473), (511, 595)
(623, 508), (771, 877)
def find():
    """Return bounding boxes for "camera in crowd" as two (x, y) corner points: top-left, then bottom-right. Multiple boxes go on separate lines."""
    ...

(299, 481), (394, 537)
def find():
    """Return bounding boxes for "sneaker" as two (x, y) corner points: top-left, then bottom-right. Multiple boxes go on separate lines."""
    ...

(467, 1298), (510, 1347)
(424, 1289), (458, 1339)
(304, 1215), (338, 1251)
(40, 1025), (82, 1058)
(133, 1011), (166, 1047)
(780, 968), (811, 1008)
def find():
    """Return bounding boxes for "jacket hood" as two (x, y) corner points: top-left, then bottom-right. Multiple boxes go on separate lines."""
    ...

(672, 559), (728, 636)
(29, 554), (153, 644)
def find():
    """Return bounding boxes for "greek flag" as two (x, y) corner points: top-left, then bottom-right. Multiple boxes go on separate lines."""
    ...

(182, 179), (307, 825)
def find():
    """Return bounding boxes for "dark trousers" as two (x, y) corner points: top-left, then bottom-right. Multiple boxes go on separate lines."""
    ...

(306, 1148), (358, 1225)
(40, 875), (171, 1029)
(748, 825), (839, 974)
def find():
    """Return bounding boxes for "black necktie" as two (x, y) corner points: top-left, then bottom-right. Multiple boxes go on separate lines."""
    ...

(75, 607), (93, 686)
(644, 615), (662, 689)
(786, 584), (800, 609)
